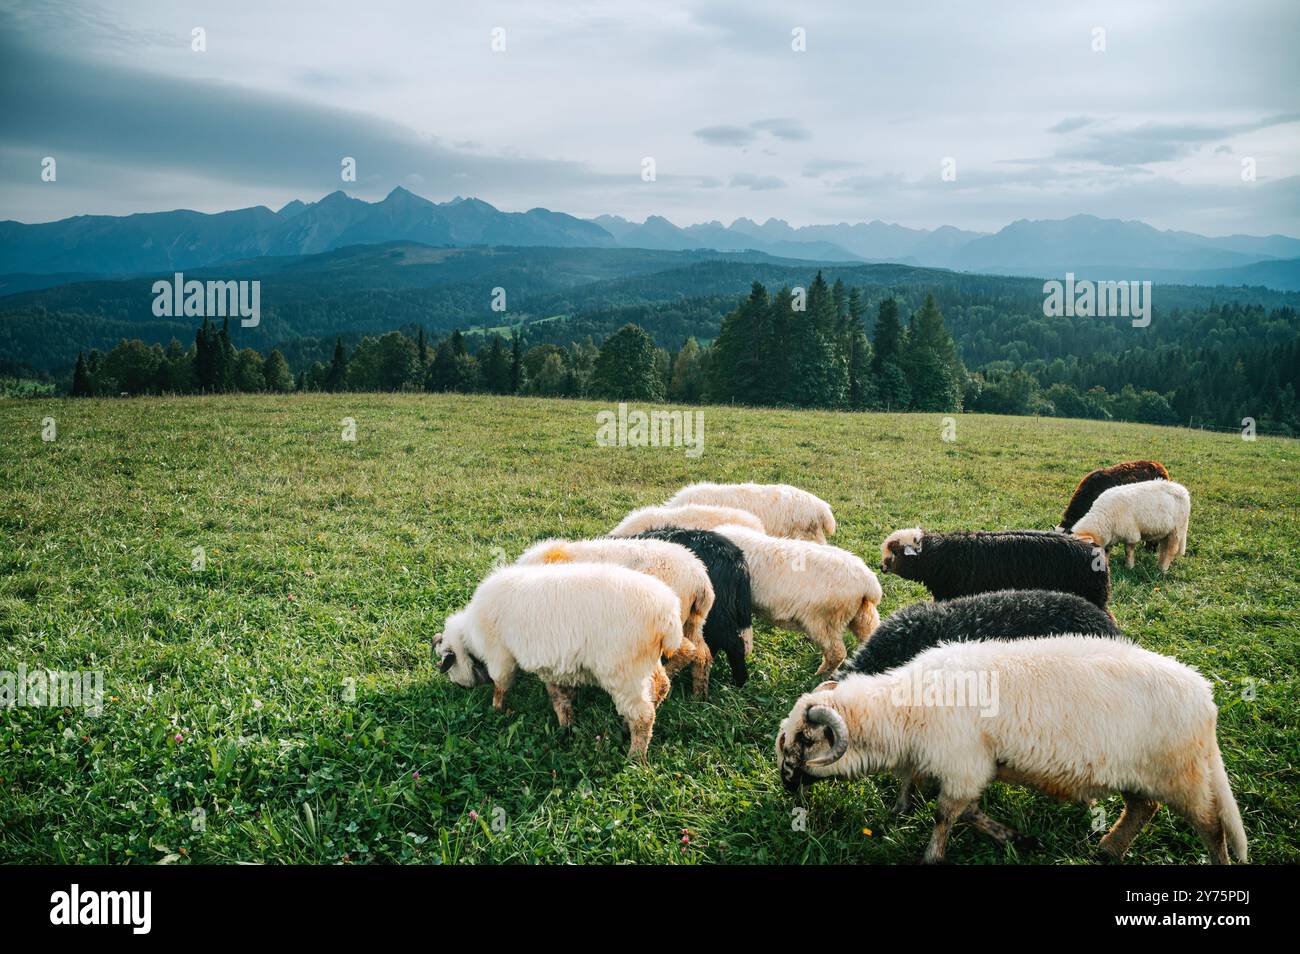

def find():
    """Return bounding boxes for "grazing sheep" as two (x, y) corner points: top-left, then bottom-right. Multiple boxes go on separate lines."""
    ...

(664, 482), (836, 542)
(1072, 480), (1191, 573)
(713, 523), (882, 674)
(1057, 460), (1170, 534)
(880, 528), (1110, 609)
(432, 563), (687, 760)
(516, 537), (716, 697)
(777, 635), (1247, 864)
(609, 504), (765, 538)
(632, 528), (755, 688)
(834, 588), (1124, 815)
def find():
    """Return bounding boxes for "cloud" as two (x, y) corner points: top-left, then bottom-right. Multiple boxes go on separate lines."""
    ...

(1048, 116), (1096, 134)
(802, 158), (860, 178)
(730, 173), (787, 190)
(694, 125), (757, 147)
(749, 118), (810, 141)
(1055, 113), (1300, 166)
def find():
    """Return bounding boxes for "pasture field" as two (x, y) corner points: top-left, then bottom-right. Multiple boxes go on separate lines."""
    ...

(0, 393), (1296, 864)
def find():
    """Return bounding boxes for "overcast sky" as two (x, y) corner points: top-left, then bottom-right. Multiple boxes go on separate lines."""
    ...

(2, 0), (1298, 235)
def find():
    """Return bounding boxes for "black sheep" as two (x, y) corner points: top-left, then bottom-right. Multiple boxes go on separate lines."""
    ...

(880, 527), (1110, 609)
(632, 527), (753, 686)
(835, 589), (1123, 678)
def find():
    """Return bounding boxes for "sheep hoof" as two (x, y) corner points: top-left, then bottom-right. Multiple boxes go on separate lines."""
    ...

(1013, 834), (1042, 852)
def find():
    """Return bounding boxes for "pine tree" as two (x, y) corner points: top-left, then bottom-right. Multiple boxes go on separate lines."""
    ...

(902, 294), (963, 412)
(416, 327), (429, 367)
(71, 352), (92, 397)
(509, 332), (523, 394)
(481, 335), (511, 393)
(844, 288), (873, 409)
(325, 337), (348, 392)
(871, 298), (910, 410)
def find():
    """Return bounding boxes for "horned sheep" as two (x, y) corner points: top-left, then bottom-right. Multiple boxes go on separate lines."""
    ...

(777, 635), (1247, 864)
(433, 563), (688, 760)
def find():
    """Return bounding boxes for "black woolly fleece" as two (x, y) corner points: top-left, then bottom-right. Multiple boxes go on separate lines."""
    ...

(836, 588), (1124, 678)
(885, 529), (1110, 608)
(632, 527), (753, 686)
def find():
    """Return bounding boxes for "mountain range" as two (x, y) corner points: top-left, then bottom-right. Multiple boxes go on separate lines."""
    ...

(3, 187), (1300, 288)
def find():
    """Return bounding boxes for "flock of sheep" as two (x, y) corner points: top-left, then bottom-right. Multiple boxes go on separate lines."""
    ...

(432, 462), (1244, 865)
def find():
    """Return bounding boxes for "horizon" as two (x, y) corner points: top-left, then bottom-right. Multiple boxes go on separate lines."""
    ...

(2, 0), (1298, 234)
(8, 184), (1300, 243)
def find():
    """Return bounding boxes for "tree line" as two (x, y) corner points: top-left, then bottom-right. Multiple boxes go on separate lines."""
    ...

(60, 271), (1299, 435)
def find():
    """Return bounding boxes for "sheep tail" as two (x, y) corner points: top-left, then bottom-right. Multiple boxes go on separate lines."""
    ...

(657, 604), (685, 659)
(1210, 745), (1247, 862)
(849, 595), (881, 639)
(685, 594), (709, 646)
(821, 509), (837, 539)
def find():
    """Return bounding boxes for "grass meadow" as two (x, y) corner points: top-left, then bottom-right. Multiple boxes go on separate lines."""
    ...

(1, 393), (1296, 864)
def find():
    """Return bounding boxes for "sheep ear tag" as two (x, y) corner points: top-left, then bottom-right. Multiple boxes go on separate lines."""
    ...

(903, 545), (917, 556)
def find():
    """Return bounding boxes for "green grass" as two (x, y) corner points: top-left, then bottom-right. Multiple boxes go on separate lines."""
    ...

(1, 393), (1296, 865)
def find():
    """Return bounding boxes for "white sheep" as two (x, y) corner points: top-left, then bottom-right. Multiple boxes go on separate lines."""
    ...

(712, 523), (882, 674)
(665, 482), (836, 542)
(776, 635), (1247, 864)
(516, 537), (716, 696)
(608, 503), (765, 538)
(433, 563), (688, 759)
(1071, 479), (1191, 572)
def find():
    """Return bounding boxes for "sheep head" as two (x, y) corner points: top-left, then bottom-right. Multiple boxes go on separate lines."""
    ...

(432, 611), (491, 688)
(880, 527), (924, 574)
(776, 686), (850, 793)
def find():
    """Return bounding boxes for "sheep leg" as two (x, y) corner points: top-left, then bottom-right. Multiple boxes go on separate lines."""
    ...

(490, 664), (516, 711)
(810, 623), (848, 676)
(663, 636), (694, 678)
(545, 683), (577, 729)
(848, 599), (880, 641)
(1124, 542), (1136, 568)
(923, 795), (974, 864)
(650, 665), (671, 707)
(1157, 536), (1177, 573)
(959, 806), (1038, 850)
(689, 642), (712, 699)
(891, 768), (916, 818)
(1193, 818), (1231, 865)
(614, 679), (659, 761)
(1099, 792), (1159, 860)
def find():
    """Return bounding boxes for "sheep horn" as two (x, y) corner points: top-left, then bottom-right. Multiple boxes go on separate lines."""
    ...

(804, 705), (849, 766)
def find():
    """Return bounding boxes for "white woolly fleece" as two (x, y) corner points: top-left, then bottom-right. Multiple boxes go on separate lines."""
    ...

(779, 634), (1246, 861)
(666, 482), (836, 542)
(713, 523), (882, 672)
(437, 563), (683, 719)
(516, 536), (715, 646)
(1072, 480), (1191, 551)
(608, 503), (765, 537)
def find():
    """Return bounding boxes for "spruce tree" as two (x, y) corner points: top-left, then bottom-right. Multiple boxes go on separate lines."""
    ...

(325, 337), (348, 392)
(71, 352), (92, 397)
(509, 332), (523, 394)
